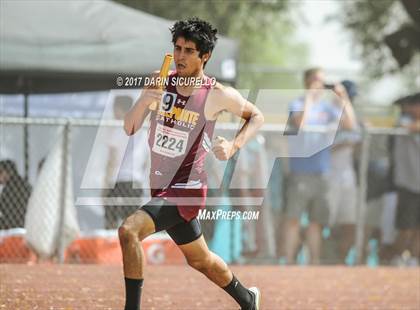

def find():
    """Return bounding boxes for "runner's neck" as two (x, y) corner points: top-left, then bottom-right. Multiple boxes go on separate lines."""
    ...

(175, 71), (206, 97)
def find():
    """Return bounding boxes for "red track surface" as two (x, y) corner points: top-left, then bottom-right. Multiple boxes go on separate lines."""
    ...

(1, 264), (419, 309)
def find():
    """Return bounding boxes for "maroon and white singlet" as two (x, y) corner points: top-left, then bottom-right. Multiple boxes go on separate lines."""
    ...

(148, 72), (216, 221)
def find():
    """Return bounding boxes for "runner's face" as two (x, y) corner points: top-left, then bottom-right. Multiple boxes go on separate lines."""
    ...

(174, 37), (207, 77)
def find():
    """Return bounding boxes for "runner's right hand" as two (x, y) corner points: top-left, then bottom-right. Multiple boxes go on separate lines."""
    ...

(141, 88), (164, 106)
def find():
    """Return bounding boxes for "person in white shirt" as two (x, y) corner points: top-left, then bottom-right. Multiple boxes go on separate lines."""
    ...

(104, 95), (149, 229)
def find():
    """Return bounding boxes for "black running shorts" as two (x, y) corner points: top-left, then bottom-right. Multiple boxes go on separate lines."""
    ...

(139, 198), (202, 245)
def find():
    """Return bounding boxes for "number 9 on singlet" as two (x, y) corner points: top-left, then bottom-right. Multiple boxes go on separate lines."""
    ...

(152, 123), (189, 158)
(159, 92), (177, 113)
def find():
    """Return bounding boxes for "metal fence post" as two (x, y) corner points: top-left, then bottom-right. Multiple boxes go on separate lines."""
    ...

(23, 93), (29, 181)
(355, 128), (371, 265)
(220, 150), (240, 263)
(57, 121), (71, 263)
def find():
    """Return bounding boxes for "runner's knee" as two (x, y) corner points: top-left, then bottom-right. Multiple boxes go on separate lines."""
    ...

(187, 255), (213, 273)
(118, 224), (139, 247)
(118, 222), (149, 245)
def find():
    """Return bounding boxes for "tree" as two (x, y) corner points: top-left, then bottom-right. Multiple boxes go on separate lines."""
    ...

(336, 0), (420, 78)
(113, 0), (308, 89)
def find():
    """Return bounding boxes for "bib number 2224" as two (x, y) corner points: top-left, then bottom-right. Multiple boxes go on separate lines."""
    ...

(153, 123), (188, 158)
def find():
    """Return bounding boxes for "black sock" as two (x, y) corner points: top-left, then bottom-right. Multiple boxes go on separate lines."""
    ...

(222, 274), (253, 309)
(124, 277), (143, 310)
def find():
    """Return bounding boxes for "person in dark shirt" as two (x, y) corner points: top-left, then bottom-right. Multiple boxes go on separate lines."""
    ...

(0, 160), (32, 229)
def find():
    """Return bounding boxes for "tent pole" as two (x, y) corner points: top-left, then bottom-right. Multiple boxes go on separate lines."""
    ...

(57, 121), (71, 263)
(355, 129), (371, 264)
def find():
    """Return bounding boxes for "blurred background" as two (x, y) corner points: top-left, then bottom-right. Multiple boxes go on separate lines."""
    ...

(0, 0), (419, 267)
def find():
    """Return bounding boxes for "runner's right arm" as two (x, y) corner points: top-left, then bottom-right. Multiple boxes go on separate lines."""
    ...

(124, 72), (162, 135)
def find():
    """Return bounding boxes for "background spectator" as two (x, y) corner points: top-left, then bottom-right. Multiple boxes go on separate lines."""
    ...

(392, 93), (420, 266)
(103, 95), (149, 229)
(327, 80), (360, 263)
(0, 160), (32, 229)
(284, 67), (356, 264)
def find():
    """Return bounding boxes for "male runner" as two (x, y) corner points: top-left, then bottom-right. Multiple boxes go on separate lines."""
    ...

(120, 18), (264, 310)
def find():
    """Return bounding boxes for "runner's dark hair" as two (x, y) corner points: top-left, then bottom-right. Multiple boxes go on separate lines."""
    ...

(170, 17), (218, 67)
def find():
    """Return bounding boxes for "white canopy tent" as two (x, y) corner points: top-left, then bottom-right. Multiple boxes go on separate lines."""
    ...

(0, 0), (238, 93)
(0, 0), (238, 182)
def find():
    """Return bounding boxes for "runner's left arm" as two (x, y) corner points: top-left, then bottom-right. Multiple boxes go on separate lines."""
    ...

(211, 86), (264, 161)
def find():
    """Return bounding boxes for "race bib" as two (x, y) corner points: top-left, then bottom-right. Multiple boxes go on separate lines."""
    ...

(152, 123), (188, 158)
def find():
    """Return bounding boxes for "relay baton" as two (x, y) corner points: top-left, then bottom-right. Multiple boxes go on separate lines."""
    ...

(149, 53), (173, 110)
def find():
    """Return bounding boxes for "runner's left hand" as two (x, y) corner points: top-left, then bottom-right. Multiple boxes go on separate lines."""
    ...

(212, 136), (237, 161)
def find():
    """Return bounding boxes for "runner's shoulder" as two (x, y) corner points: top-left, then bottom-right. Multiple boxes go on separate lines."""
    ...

(212, 81), (226, 91)
(210, 82), (241, 102)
